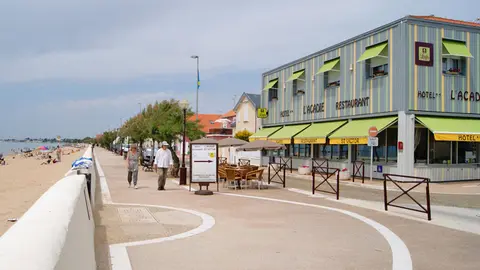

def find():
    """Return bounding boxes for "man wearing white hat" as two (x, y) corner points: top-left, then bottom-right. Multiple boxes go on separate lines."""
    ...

(154, 141), (173, 190)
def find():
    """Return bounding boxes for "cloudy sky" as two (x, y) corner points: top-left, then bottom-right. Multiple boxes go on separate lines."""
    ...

(0, 0), (478, 138)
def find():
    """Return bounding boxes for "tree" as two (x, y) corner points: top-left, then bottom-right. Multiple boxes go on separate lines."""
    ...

(235, 130), (253, 141)
(115, 99), (205, 177)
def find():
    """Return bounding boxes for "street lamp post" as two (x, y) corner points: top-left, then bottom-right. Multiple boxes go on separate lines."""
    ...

(179, 99), (189, 185)
(190, 55), (199, 121)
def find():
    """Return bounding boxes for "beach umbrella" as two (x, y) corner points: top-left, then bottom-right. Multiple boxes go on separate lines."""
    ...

(37, 146), (48, 150)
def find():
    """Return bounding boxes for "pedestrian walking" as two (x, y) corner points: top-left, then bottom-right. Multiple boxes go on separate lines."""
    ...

(126, 144), (140, 189)
(56, 145), (62, 162)
(154, 141), (173, 191)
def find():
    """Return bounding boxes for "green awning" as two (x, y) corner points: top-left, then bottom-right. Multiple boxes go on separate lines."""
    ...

(286, 70), (305, 82)
(442, 40), (473, 58)
(357, 42), (388, 62)
(329, 116), (397, 144)
(268, 124), (310, 144)
(316, 58), (340, 74)
(294, 121), (347, 144)
(263, 79), (278, 91)
(249, 126), (282, 142)
(417, 117), (480, 142)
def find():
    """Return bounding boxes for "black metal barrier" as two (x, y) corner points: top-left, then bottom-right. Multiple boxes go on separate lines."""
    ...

(312, 159), (339, 200)
(268, 159), (286, 188)
(77, 168), (92, 201)
(383, 173), (432, 220)
(352, 161), (365, 183)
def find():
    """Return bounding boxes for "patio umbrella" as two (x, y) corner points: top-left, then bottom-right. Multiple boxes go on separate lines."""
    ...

(218, 137), (247, 148)
(236, 140), (286, 151)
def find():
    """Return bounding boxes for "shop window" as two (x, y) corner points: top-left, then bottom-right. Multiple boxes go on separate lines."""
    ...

(458, 142), (477, 163)
(353, 127), (397, 163)
(291, 144), (311, 157)
(442, 57), (466, 76)
(331, 145), (348, 160)
(414, 128), (428, 163)
(314, 145), (332, 159)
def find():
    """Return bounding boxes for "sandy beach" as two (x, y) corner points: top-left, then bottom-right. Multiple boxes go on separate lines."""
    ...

(0, 147), (85, 235)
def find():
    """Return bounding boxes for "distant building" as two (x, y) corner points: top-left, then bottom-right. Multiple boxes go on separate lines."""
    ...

(233, 92), (261, 134)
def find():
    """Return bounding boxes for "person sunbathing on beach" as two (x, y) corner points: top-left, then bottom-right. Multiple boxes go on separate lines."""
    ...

(0, 153), (6, 165)
(40, 155), (57, 165)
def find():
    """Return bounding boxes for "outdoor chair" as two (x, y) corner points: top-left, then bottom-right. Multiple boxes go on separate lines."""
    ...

(226, 169), (242, 190)
(245, 169), (264, 189)
(218, 168), (227, 187)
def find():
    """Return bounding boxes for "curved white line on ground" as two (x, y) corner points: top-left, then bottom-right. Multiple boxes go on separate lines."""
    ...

(110, 202), (216, 247)
(221, 192), (412, 270)
(108, 203), (215, 270)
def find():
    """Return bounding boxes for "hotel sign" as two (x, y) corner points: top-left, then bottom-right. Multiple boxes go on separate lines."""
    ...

(303, 103), (325, 114)
(415, 42), (434, 67)
(257, 108), (268, 118)
(435, 133), (480, 142)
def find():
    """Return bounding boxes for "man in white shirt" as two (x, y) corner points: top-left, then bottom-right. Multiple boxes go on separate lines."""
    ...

(154, 141), (173, 190)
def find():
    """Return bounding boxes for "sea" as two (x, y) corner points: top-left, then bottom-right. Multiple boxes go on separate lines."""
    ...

(0, 142), (65, 155)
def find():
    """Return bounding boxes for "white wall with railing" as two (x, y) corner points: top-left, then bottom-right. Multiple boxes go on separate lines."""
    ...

(0, 146), (96, 270)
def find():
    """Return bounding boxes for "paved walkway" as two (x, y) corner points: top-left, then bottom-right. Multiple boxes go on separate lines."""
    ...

(94, 148), (480, 270)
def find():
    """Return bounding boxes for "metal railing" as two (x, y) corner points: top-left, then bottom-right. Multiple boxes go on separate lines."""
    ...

(352, 161), (365, 183)
(383, 173), (432, 220)
(268, 160), (286, 188)
(312, 159), (339, 200)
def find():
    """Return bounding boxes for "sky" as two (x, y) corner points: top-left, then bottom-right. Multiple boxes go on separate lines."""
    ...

(0, 0), (478, 138)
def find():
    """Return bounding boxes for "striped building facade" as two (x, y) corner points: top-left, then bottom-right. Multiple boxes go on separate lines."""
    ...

(256, 16), (480, 182)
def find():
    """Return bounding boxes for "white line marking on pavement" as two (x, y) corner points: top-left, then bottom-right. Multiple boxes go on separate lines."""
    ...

(221, 192), (412, 270)
(109, 245), (132, 270)
(110, 203), (215, 247)
(288, 188), (326, 198)
(94, 152), (215, 270)
(94, 151), (112, 204)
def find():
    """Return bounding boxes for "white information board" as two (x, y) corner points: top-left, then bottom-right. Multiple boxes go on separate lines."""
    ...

(367, 137), (379, 147)
(191, 144), (218, 183)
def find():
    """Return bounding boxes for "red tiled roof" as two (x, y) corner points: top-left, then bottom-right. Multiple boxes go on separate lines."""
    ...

(188, 114), (222, 133)
(222, 110), (236, 118)
(411, 16), (480, 28)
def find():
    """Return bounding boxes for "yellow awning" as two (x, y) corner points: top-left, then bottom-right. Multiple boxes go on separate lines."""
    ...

(293, 121), (346, 144)
(268, 124), (310, 144)
(328, 117), (397, 144)
(417, 116), (480, 142)
(249, 126), (282, 142)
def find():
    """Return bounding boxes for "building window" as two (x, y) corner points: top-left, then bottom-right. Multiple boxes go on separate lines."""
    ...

(312, 144), (347, 160)
(415, 128), (478, 165)
(243, 108), (249, 122)
(268, 88), (278, 101)
(442, 57), (466, 76)
(332, 145), (348, 160)
(288, 69), (305, 96)
(290, 144), (311, 158)
(367, 60), (389, 79)
(442, 39), (472, 76)
(209, 120), (215, 124)
(357, 41), (389, 79)
(317, 57), (341, 89)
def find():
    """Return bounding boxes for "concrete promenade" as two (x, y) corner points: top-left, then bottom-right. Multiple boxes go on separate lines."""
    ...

(94, 148), (480, 270)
